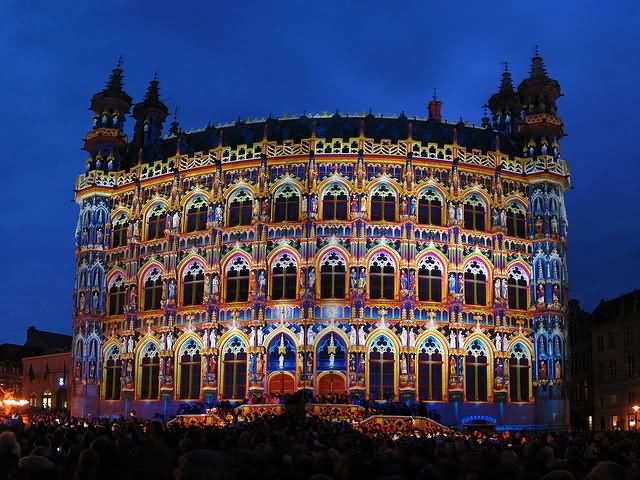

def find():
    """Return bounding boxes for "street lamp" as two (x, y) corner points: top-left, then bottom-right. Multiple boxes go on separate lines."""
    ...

(633, 405), (639, 431)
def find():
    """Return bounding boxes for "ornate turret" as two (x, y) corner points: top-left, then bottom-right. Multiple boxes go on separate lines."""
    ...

(487, 64), (521, 135)
(427, 91), (442, 122)
(133, 75), (169, 149)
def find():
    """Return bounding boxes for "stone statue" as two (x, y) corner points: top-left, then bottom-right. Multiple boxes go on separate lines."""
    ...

(495, 332), (502, 352)
(400, 328), (408, 346)
(307, 327), (316, 345)
(279, 352), (285, 369)
(500, 209), (507, 228)
(215, 204), (223, 225)
(257, 327), (264, 346)
(409, 328), (416, 347)
(212, 275), (219, 298)
(256, 353), (264, 376)
(350, 268), (358, 290)
(448, 202), (456, 223)
(457, 330), (464, 349)
(308, 269), (316, 289)
(209, 329), (217, 349)
(449, 330), (456, 349)
(297, 326), (305, 346)
(448, 273), (456, 294)
(167, 331), (174, 351)
(501, 279), (508, 301)
(127, 336), (134, 354)
(358, 326), (365, 345)
(400, 353), (407, 375)
(160, 332), (166, 351)
(168, 280), (176, 300)
(329, 352), (335, 369)
(172, 212), (180, 230)
(494, 279), (502, 300)
(203, 329), (209, 349)
(349, 327), (357, 345)
(257, 271), (266, 295)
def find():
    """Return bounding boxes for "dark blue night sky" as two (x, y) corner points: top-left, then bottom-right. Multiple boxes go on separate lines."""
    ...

(1, 1), (638, 343)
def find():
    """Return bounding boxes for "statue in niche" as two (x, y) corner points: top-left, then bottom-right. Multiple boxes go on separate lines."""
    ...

(539, 360), (548, 380)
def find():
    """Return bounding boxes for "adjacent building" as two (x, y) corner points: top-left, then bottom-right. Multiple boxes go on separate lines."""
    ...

(71, 52), (571, 428)
(22, 351), (72, 410)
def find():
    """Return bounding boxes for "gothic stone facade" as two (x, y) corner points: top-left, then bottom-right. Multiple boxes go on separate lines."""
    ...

(71, 54), (570, 428)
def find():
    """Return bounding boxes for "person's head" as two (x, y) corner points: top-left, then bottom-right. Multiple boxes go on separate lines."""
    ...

(174, 449), (226, 480)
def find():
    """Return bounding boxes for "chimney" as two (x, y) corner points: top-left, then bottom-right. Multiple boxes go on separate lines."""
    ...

(428, 97), (442, 122)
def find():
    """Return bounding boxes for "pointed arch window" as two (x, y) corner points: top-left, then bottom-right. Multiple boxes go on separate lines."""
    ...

(418, 336), (443, 401)
(143, 267), (163, 311)
(178, 339), (202, 400)
(112, 213), (129, 248)
(369, 335), (395, 401)
(506, 202), (526, 238)
(319, 251), (346, 299)
(465, 339), (489, 401)
(370, 184), (396, 222)
(228, 189), (253, 227)
(417, 188), (442, 226)
(222, 336), (247, 400)
(369, 252), (395, 300)
(507, 266), (528, 310)
(463, 194), (486, 231)
(464, 260), (487, 306)
(146, 204), (167, 241)
(182, 262), (205, 306)
(139, 343), (160, 400)
(271, 253), (297, 300)
(226, 256), (250, 302)
(104, 346), (121, 400)
(509, 343), (530, 402)
(185, 196), (209, 232)
(418, 256), (442, 302)
(322, 183), (349, 221)
(108, 274), (125, 316)
(272, 185), (299, 223)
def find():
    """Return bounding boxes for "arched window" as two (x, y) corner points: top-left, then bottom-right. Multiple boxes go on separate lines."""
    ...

(271, 253), (297, 300)
(507, 266), (528, 310)
(108, 274), (125, 316)
(370, 184), (396, 222)
(143, 267), (163, 311)
(418, 256), (443, 302)
(369, 252), (395, 300)
(178, 339), (202, 400)
(221, 336), (247, 400)
(417, 188), (442, 226)
(139, 342), (160, 400)
(319, 251), (346, 299)
(509, 343), (530, 402)
(185, 196), (209, 232)
(146, 204), (167, 241)
(368, 335), (395, 401)
(463, 194), (486, 231)
(322, 183), (349, 221)
(465, 339), (489, 401)
(272, 185), (300, 223)
(225, 256), (250, 302)
(418, 336), (444, 401)
(316, 333), (347, 372)
(111, 213), (128, 248)
(182, 261), (205, 306)
(506, 202), (526, 238)
(227, 189), (253, 227)
(464, 260), (487, 306)
(104, 346), (121, 400)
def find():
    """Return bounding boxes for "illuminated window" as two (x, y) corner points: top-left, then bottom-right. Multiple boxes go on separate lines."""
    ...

(271, 253), (297, 300)
(146, 204), (167, 241)
(368, 335), (395, 400)
(369, 252), (395, 300)
(227, 189), (253, 227)
(143, 267), (163, 310)
(418, 256), (442, 302)
(464, 260), (487, 306)
(104, 346), (121, 400)
(185, 196), (208, 232)
(139, 343), (160, 400)
(272, 185), (299, 223)
(108, 274), (125, 316)
(465, 339), (489, 401)
(178, 339), (202, 400)
(417, 188), (442, 226)
(225, 257), (250, 302)
(42, 391), (52, 409)
(221, 336), (247, 400)
(418, 336), (443, 401)
(370, 184), (396, 222)
(111, 213), (129, 248)
(322, 183), (349, 221)
(29, 393), (37, 407)
(509, 343), (530, 402)
(506, 202), (526, 238)
(319, 251), (346, 299)
(507, 267), (528, 310)
(182, 262), (205, 306)
(463, 194), (486, 231)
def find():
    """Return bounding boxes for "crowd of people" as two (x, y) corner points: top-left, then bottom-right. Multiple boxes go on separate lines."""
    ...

(1, 405), (640, 480)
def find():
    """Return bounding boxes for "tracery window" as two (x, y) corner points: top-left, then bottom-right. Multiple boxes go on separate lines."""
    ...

(271, 253), (297, 300)
(463, 194), (486, 231)
(143, 267), (163, 311)
(369, 252), (395, 300)
(507, 266), (528, 310)
(111, 213), (128, 248)
(185, 196), (209, 232)
(108, 274), (125, 316)
(139, 342), (160, 400)
(225, 256), (250, 302)
(146, 204), (167, 241)
(182, 261), (205, 306)
(104, 346), (121, 400)
(370, 184), (397, 222)
(506, 202), (526, 238)
(417, 256), (442, 302)
(222, 336), (247, 400)
(369, 335), (395, 401)
(178, 339), (202, 400)
(322, 183), (349, 221)
(465, 339), (489, 401)
(228, 189), (253, 227)
(509, 343), (530, 402)
(417, 188), (442, 226)
(418, 336), (444, 401)
(464, 260), (487, 306)
(272, 185), (300, 223)
(319, 251), (346, 299)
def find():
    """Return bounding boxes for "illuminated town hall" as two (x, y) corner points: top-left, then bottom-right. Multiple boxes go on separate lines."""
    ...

(71, 53), (570, 428)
